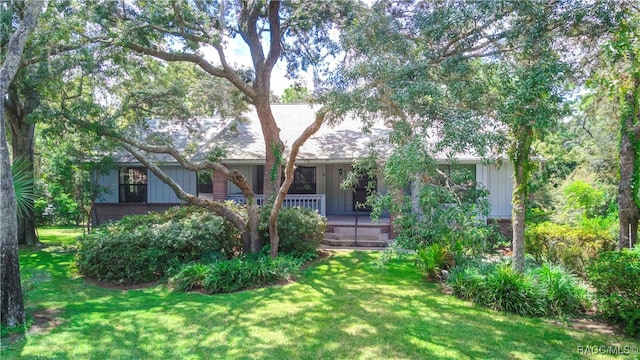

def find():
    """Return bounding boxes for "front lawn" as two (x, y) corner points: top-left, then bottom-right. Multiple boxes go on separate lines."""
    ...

(2, 227), (639, 359)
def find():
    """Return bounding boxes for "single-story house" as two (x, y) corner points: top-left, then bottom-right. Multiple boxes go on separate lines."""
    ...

(93, 104), (513, 239)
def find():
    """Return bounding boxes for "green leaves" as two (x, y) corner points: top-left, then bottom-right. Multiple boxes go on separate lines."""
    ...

(11, 158), (36, 218)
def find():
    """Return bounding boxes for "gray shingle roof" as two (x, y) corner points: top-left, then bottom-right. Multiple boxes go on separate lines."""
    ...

(205, 104), (391, 163)
(114, 104), (392, 164)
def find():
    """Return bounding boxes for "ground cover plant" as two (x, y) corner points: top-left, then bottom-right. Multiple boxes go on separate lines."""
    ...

(2, 227), (639, 359)
(169, 252), (310, 294)
(448, 262), (590, 318)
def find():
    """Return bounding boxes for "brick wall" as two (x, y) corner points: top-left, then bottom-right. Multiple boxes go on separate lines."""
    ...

(488, 218), (512, 240)
(212, 170), (227, 201)
(93, 203), (179, 226)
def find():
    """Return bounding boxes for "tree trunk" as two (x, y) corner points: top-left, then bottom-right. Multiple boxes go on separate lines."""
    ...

(0, 0), (42, 328)
(618, 88), (639, 249)
(255, 98), (283, 200)
(268, 109), (325, 259)
(247, 197), (261, 253)
(512, 162), (526, 273)
(0, 102), (25, 327)
(6, 81), (40, 246)
(411, 174), (424, 220)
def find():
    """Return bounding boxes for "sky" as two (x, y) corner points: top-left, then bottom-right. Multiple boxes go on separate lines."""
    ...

(201, 36), (316, 97)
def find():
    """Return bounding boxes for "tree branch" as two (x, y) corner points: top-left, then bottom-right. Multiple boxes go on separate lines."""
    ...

(20, 43), (85, 67)
(73, 117), (254, 198)
(264, 1), (282, 73)
(123, 41), (256, 99)
(0, 1), (42, 96)
(238, 1), (266, 88)
(69, 117), (255, 231)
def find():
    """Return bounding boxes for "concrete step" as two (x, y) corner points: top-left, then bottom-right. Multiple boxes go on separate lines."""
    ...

(333, 227), (384, 236)
(321, 245), (387, 251)
(321, 238), (394, 248)
(324, 232), (387, 241)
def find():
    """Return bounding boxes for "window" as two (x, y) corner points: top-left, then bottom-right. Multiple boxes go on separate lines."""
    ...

(197, 169), (213, 194)
(288, 166), (316, 194)
(119, 167), (147, 203)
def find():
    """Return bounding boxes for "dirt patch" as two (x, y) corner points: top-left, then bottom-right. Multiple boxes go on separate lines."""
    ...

(28, 308), (63, 336)
(549, 316), (623, 337)
(84, 278), (161, 290)
(1, 308), (63, 346)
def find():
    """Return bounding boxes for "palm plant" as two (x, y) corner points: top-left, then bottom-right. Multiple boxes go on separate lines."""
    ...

(11, 157), (36, 217)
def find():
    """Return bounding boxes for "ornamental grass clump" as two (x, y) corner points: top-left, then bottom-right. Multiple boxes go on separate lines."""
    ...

(170, 253), (305, 294)
(449, 261), (590, 318)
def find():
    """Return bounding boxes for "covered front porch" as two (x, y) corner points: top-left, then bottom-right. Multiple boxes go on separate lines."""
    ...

(220, 163), (388, 217)
(224, 195), (393, 248)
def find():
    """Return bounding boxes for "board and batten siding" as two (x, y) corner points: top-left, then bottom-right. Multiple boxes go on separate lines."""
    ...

(476, 162), (513, 219)
(148, 167), (196, 203)
(96, 168), (119, 203)
(96, 166), (196, 204)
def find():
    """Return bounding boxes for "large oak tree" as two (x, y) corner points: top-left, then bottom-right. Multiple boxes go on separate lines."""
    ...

(66, 1), (358, 257)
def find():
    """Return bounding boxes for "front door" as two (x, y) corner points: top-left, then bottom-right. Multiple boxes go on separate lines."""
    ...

(353, 174), (374, 212)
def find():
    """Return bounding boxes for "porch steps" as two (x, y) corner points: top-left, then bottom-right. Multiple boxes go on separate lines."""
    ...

(322, 224), (393, 249)
(322, 238), (394, 248)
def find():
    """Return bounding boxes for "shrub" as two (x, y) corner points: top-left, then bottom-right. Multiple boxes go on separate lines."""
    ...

(259, 206), (326, 256)
(171, 254), (305, 294)
(449, 261), (590, 318)
(416, 244), (454, 279)
(525, 222), (616, 275)
(75, 206), (242, 283)
(587, 247), (640, 337)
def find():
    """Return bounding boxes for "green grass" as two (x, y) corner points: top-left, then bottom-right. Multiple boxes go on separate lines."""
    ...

(36, 226), (85, 248)
(2, 227), (639, 359)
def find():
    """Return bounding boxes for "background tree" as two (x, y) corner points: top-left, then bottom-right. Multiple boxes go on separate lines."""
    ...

(34, 126), (115, 232)
(598, 7), (640, 249)
(1, 0), (42, 327)
(323, 0), (612, 271)
(2, 1), (94, 245)
(281, 84), (310, 103)
(493, 52), (569, 272)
